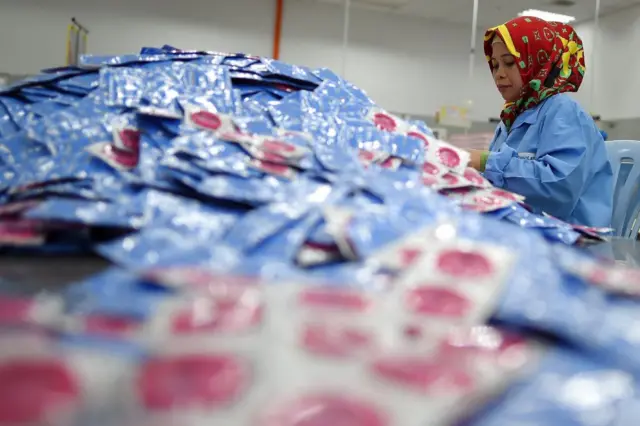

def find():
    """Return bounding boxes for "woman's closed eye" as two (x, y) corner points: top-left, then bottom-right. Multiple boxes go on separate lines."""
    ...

(492, 60), (515, 70)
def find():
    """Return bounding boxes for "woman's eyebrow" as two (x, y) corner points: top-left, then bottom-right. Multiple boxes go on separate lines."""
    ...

(490, 54), (513, 60)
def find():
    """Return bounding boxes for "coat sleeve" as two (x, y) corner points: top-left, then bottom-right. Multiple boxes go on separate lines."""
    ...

(483, 99), (590, 210)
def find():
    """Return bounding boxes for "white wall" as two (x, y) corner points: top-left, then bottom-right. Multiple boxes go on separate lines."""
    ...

(1, 0), (638, 121)
(588, 4), (640, 120)
(282, 0), (501, 121)
(571, 21), (596, 113)
(0, 0), (274, 72)
(0, 0), (502, 121)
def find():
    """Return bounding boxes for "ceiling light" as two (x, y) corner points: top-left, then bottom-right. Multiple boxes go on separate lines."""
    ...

(518, 9), (576, 24)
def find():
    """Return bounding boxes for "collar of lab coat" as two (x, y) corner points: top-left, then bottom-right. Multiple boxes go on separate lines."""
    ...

(499, 98), (545, 135)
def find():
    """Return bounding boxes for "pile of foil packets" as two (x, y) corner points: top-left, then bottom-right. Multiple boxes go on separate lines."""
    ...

(0, 46), (639, 426)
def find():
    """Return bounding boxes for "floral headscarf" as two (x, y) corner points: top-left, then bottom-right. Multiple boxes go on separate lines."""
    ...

(484, 16), (586, 131)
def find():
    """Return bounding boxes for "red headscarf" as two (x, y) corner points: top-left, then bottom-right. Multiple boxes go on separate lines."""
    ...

(484, 16), (586, 131)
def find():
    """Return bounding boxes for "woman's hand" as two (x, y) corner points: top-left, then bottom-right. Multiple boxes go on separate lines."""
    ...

(469, 149), (489, 171)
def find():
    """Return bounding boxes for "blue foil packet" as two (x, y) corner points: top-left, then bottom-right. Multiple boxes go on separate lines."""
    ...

(312, 68), (373, 105)
(223, 177), (348, 252)
(503, 204), (580, 245)
(94, 190), (242, 269)
(56, 72), (100, 94)
(345, 189), (450, 259)
(0, 69), (91, 95)
(492, 238), (640, 376)
(136, 62), (188, 115)
(79, 52), (203, 69)
(0, 99), (19, 137)
(10, 180), (102, 202)
(302, 116), (359, 175)
(100, 67), (146, 108)
(0, 96), (28, 130)
(24, 198), (144, 229)
(348, 125), (424, 165)
(65, 267), (172, 319)
(244, 58), (322, 87)
(468, 345), (640, 426)
(96, 227), (241, 271)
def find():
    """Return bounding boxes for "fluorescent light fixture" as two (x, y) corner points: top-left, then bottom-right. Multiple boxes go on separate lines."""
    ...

(518, 9), (576, 23)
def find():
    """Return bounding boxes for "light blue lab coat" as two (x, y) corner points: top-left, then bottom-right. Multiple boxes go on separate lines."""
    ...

(484, 94), (613, 227)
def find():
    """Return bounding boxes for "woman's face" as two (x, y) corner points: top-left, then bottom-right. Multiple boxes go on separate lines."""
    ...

(490, 41), (524, 103)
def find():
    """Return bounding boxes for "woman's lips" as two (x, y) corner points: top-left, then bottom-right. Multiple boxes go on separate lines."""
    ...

(497, 85), (511, 92)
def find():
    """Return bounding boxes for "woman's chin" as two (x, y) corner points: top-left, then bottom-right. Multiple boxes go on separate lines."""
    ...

(500, 94), (518, 103)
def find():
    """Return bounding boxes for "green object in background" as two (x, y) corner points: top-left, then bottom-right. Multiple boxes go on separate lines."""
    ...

(480, 151), (489, 172)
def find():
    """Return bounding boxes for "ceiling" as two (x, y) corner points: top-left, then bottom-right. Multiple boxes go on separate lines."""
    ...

(311, 0), (640, 26)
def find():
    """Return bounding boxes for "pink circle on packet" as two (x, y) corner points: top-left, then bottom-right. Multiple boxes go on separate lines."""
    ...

(171, 296), (263, 334)
(190, 110), (222, 130)
(491, 332), (527, 354)
(373, 113), (397, 132)
(117, 129), (141, 153)
(407, 131), (429, 147)
(274, 83), (296, 93)
(253, 159), (291, 177)
(442, 173), (460, 186)
(219, 130), (247, 143)
(263, 139), (297, 153)
(472, 194), (502, 208)
(0, 297), (32, 326)
(399, 248), (422, 268)
(620, 268), (640, 287)
(260, 150), (289, 164)
(258, 393), (388, 426)
(463, 168), (484, 186)
(422, 175), (439, 187)
(380, 157), (400, 170)
(490, 189), (518, 201)
(358, 150), (377, 162)
(372, 356), (474, 393)
(437, 147), (461, 168)
(437, 249), (493, 278)
(84, 315), (139, 336)
(463, 204), (488, 213)
(406, 286), (471, 318)
(440, 327), (527, 358)
(301, 323), (374, 358)
(104, 144), (138, 168)
(0, 359), (80, 424)
(299, 288), (370, 312)
(422, 162), (440, 176)
(438, 328), (530, 370)
(587, 267), (611, 286)
(402, 324), (424, 340)
(137, 354), (248, 411)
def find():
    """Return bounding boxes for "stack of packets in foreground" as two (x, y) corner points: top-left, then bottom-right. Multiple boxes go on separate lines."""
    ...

(0, 45), (638, 425)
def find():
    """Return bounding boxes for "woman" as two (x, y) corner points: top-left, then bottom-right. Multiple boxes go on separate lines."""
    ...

(470, 16), (613, 227)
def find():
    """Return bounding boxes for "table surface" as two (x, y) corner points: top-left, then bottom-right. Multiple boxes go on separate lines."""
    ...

(0, 254), (109, 295)
(585, 237), (640, 267)
(1, 238), (639, 294)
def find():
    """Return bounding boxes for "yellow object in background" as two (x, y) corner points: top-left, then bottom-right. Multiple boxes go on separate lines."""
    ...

(66, 19), (89, 66)
(66, 24), (78, 66)
(436, 105), (472, 129)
